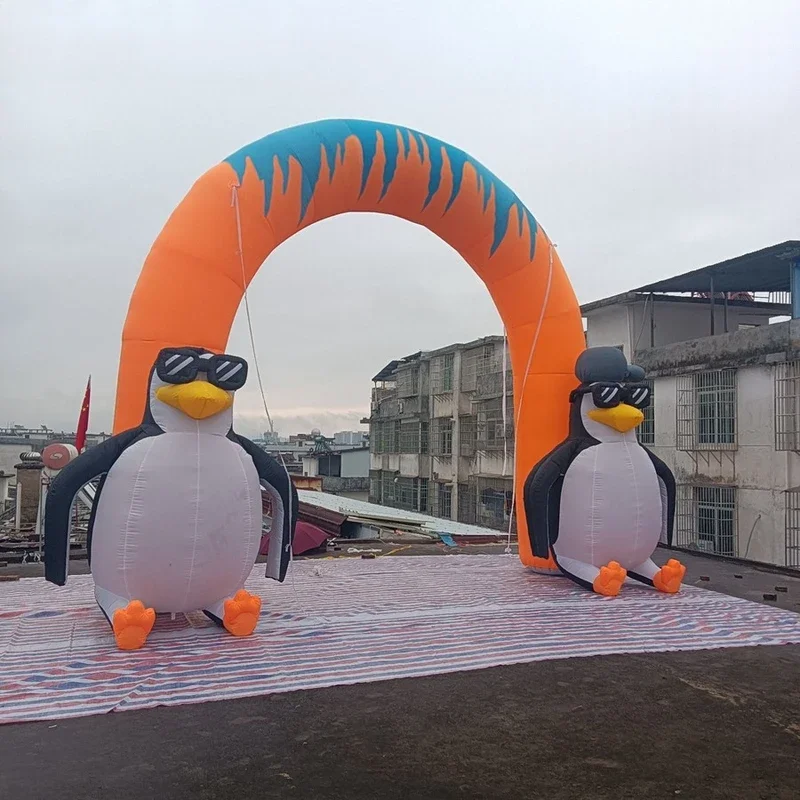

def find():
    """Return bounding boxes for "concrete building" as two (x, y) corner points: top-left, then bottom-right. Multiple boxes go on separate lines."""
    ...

(368, 336), (514, 531)
(583, 241), (800, 568)
(333, 431), (368, 447)
(302, 446), (370, 501)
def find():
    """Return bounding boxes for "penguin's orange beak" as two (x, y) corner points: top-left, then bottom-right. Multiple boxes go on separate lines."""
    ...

(156, 381), (233, 420)
(588, 403), (644, 433)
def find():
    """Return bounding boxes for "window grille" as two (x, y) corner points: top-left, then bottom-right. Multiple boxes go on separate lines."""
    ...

(676, 484), (737, 556)
(476, 397), (515, 453)
(476, 476), (514, 531)
(785, 488), (800, 568)
(430, 482), (453, 518)
(637, 380), (655, 445)
(430, 353), (455, 394)
(676, 370), (736, 451)
(775, 361), (800, 451)
(398, 421), (421, 454)
(430, 418), (453, 456)
(396, 366), (420, 398)
(459, 415), (477, 457)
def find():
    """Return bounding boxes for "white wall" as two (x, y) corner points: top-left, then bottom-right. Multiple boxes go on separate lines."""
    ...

(586, 300), (781, 359)
(647, 365), (796, 567)
(341, 449), (370, 478)
(627, 300), (778, 352)
(302, 457), (319, 477)
(585, 306), (632, 355)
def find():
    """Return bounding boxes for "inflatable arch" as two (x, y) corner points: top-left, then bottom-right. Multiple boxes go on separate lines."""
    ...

(114, 119), (586, 570)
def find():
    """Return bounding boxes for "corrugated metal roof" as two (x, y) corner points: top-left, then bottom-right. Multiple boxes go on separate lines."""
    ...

(633, 241), (800, 294)
(297, 490), (507, 538)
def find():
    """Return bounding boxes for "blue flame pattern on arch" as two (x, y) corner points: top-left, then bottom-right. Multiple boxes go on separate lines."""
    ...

(224, 119), (538, 258)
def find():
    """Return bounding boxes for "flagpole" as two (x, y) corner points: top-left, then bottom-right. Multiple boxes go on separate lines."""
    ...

(73, 375), (91, 549)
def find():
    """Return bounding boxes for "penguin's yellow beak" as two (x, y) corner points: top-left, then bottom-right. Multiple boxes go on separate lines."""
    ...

(588, 403), (644, 433)
(156, 381), (233, 420)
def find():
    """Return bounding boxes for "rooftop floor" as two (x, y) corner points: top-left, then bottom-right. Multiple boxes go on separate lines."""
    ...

(1, 548), (798, 799)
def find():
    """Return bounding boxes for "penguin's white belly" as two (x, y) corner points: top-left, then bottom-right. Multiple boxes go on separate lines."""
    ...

(90, 433), (263, 612)
(555, 442), (663, 570)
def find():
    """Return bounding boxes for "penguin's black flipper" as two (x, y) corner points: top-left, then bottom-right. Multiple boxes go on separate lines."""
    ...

(523, 441), (584, 558)
(230, 433), (298, 582)
(44, 428), (145, 586)
(642, 447), (676, 545)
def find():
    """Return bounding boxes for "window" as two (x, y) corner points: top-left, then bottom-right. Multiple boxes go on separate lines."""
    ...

(369, 470), (381, 504)
(440, 484), (452, 518)
(636, 380), (655, 445)
(399, 421), (421, 454)
(677, 370), (736, 450)
(370, 421), (386, 454)
(430, 418), (453, 456)
(430, 353), (454, 394)
(380, 472), (397, 506)
(476, 397), (515, 453)
(396, 367), (420, 398)
(459, 415), (477, 457)
(420, 421), (429, 454)
(390, 420), (401, 454)
(476, 477), (514, 531)
(785, 489), (800, 568)
(775, 361), (800, 451)
(418, 479), (428, 514)
(429, 481), (452, 518)
(396, 477), (417, 510)
(677, 484), (737, 556)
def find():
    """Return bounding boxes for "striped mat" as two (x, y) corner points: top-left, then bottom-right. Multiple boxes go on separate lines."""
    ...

(2, 554), (800, 725)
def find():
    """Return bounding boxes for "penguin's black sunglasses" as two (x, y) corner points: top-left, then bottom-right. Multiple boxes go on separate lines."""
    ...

(570, 382), (651, 410)
(155, 348), (249, 391)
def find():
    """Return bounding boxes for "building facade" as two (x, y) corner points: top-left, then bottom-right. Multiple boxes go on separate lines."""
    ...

(368, 336), (514, 531)
(583, 241), (800, 569)
(302, 446), (370, 501)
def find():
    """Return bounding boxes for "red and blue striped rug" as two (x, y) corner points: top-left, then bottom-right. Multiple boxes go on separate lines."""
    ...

(2, 555), (799, 725)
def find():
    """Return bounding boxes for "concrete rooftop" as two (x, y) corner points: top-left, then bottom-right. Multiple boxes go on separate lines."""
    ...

(1, 547), (798, 799)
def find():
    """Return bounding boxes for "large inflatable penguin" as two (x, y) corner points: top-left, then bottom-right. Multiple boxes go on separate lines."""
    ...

(523, 346), (685, 597)
(44, 347), (297, 650)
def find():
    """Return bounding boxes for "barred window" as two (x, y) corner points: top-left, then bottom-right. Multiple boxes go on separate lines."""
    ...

(396, 366), (420, 398)
(677, 370), (736, 451)
(399, 421), (421, 454)
(430, 482), (453, 518)
(775, 361), (800, 451)
(430, 418), (453, 456)
(369, 470), (381, 503)
(430, 353), (455, 394)
(636, 380), (655, 446)
(459, 415), (477, 457)
(676, 484), (737, 556)
(476, 397), (515, 453)
(785, 488), (800, 568)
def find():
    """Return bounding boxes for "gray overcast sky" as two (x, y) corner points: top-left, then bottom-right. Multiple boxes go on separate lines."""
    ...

(2, 0), (798, 437)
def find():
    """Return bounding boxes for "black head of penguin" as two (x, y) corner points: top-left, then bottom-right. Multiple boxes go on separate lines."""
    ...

(144, 346), (249, 425)
(569, 347), (647, 437)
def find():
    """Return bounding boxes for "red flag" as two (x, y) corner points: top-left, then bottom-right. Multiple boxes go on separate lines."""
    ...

(75, 376), (91, 452)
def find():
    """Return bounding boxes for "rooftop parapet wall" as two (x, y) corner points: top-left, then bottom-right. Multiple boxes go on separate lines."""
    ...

(635, 320), (800, 376)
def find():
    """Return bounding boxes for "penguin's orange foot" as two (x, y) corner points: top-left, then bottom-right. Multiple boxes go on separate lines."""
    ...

(593, 561), (627, 597)
(223, 590), (262, 637)
(112, 600), (156, 651)
(653, 559), (686, 594)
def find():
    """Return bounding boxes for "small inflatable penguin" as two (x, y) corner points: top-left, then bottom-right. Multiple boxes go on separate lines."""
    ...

(523, 346), (685, 597)
(44, 347), (297, 649)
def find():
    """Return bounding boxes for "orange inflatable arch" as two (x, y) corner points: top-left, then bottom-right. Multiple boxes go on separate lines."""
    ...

(114, 119), (585, 570)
